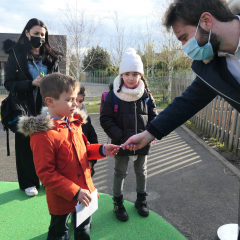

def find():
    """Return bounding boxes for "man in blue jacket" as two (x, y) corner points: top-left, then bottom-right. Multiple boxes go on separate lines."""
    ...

(122, 0), (240, 150)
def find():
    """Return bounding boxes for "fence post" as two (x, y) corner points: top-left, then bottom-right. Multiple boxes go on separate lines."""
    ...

(224, 105), (233, 147)
(207, 101), (213, 135)
(228, 109), (238, 151)
(213, 96), (221, 138)
(210, 98), (217, 136)
(216, 98), (225, 141)
(233, 114), (240, 153)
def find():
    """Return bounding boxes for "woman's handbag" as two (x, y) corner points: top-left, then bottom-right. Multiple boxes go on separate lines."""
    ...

(1, 92), (31, 155)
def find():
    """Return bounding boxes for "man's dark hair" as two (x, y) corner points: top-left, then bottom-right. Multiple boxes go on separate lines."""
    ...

(163, 0), (237, 31)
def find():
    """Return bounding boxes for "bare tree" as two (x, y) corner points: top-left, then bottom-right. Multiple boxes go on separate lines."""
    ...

(108, 11), (140, 68)
(137, 17), (158, 78)
(153, 0), (191, 101)
(56, 0), (104, 79)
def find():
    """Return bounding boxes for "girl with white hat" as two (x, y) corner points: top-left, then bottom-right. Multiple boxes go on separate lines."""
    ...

(100, 48), (158, 221)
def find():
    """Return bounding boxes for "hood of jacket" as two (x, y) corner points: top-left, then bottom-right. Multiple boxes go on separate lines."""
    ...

(2, 39), (16, 54)
(113, 75), (145, 102)
(18, 106), (88, 137)
(228, 0), (240, 15)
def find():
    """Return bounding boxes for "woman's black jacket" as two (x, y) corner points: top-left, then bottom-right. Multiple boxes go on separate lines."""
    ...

(4, 45), (59, 116)
(100, 89), (158, 156)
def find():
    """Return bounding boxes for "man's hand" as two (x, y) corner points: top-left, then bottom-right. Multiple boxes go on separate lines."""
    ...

(121, 131), (155, 151)
(77, 189), (92, 207)
(104, 144), (120, 156)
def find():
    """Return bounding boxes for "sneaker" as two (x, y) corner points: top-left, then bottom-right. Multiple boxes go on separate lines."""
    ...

(25, 186), (38, 197)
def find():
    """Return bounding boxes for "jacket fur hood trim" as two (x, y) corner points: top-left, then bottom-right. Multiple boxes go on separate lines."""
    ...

(18, 107), (88, 136)
(40, 106), (88, 123)
(228, 0), (240, 15)
(113, 75), (144, 102)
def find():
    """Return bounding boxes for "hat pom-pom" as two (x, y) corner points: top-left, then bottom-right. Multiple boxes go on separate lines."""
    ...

(125, 48), (136, 54)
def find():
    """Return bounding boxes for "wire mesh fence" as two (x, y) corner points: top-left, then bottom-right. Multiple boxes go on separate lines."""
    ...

(0, 69), (193, 112)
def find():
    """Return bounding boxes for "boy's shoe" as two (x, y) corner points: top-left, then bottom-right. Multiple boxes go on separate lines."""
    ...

(113, 195), (129, 221)
(135, 192), (149, 217)
(25, 186), (38, 197)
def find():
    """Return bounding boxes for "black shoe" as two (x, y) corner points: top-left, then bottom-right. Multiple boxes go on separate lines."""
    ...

(113, 195), (129, 221)
(135, 192), (149, 217)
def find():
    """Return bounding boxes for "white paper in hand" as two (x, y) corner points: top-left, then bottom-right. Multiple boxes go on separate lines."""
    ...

(75, 189), (98, 227)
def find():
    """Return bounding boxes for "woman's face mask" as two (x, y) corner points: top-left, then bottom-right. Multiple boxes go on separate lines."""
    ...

(25, 25), (46, 49)
(182, 21), (214, 60)
(29, 36), (45, 49)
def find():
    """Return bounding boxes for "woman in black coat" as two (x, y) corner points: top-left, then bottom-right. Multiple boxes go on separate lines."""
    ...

(4, 18), (62, 197)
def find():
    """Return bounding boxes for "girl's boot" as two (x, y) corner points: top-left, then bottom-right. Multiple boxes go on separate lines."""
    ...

(135, 192), (149, 217)
(112, 195), (129, 221)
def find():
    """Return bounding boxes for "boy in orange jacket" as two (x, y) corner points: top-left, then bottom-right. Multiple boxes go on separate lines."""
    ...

(18, 72), (119, 240)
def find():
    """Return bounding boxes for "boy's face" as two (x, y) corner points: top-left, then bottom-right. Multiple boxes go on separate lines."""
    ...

(49, 89), (79, 120)
(121, 72), (141, 88)
(76, 94), (84, 110)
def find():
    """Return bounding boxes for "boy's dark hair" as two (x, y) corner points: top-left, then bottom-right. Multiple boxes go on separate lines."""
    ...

(117, 75), (151, 96)
(163, 0), (237, 31)
(78, 85), (86, 97)
(40, 73), (80, 102)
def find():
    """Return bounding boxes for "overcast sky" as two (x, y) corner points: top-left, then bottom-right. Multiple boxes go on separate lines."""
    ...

(0, 0), (159, 33)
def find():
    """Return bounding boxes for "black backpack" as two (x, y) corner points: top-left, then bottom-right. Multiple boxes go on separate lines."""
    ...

(1, 93), (29, 156)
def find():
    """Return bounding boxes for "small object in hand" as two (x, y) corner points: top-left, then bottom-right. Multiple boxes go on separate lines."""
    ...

(40, 72), (44, 78)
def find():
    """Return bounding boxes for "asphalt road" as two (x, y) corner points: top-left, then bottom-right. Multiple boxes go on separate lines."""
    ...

(1, 114), (240, 240)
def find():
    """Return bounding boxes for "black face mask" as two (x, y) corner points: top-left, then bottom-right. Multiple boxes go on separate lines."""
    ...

(30, 36), (45, 48)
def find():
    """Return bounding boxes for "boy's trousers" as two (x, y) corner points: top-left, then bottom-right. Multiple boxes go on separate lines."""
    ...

(113, 155), (147, 197)
(47, 211), (92, 240)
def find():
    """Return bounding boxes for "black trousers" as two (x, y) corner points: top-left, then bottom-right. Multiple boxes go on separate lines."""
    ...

(15, 132), (39, 189)
(47, 212), (92, 240)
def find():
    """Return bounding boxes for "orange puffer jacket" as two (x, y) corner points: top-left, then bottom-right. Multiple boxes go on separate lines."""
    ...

(18, 108), (106, 215)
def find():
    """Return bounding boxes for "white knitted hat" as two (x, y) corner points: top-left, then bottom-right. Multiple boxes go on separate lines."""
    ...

(119, 48), (144, 75)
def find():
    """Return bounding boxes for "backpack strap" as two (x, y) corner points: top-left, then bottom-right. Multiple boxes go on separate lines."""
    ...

(112, 91), (120, 117)
(3, 126), (10, 156)
(145, 89), (152, 109)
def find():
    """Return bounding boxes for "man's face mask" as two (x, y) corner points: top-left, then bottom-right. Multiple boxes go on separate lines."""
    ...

(30, 36), (45, 49)
(182, 21), (214, 60)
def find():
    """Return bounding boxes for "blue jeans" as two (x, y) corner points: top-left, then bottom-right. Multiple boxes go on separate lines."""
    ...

(113, 155), (147, 197)
(47, 212), (92, 240)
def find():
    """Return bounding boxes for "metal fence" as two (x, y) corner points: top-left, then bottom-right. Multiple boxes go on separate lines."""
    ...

(172, 76), (240, 156)
(0, 69), (179, 110)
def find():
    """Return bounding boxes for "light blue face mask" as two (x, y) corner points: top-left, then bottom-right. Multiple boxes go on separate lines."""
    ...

(182, 21), (214, 60)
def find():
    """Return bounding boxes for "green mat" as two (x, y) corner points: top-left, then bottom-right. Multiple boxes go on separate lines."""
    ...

(0, 182), (186, 240)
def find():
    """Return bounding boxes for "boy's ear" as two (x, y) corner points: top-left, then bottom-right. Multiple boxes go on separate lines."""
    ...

(45, 97), (54, 108)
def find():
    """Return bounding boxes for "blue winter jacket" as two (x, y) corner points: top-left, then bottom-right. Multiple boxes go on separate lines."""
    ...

(147, 55), (240, 140)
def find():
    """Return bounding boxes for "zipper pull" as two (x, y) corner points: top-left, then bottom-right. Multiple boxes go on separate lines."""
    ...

(67, 124), (72, 131)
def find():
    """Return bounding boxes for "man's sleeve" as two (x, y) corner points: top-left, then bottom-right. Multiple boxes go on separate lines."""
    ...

(147, 77), (217, 139)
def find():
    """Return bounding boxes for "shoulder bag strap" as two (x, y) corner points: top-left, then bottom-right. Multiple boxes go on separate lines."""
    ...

(12, 48), (28, 80)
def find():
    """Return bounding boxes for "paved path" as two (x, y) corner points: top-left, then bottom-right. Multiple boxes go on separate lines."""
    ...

(0, 114), (240, 240)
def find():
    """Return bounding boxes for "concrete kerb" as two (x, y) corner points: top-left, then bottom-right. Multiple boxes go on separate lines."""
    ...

(181, 125), (240, 180)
